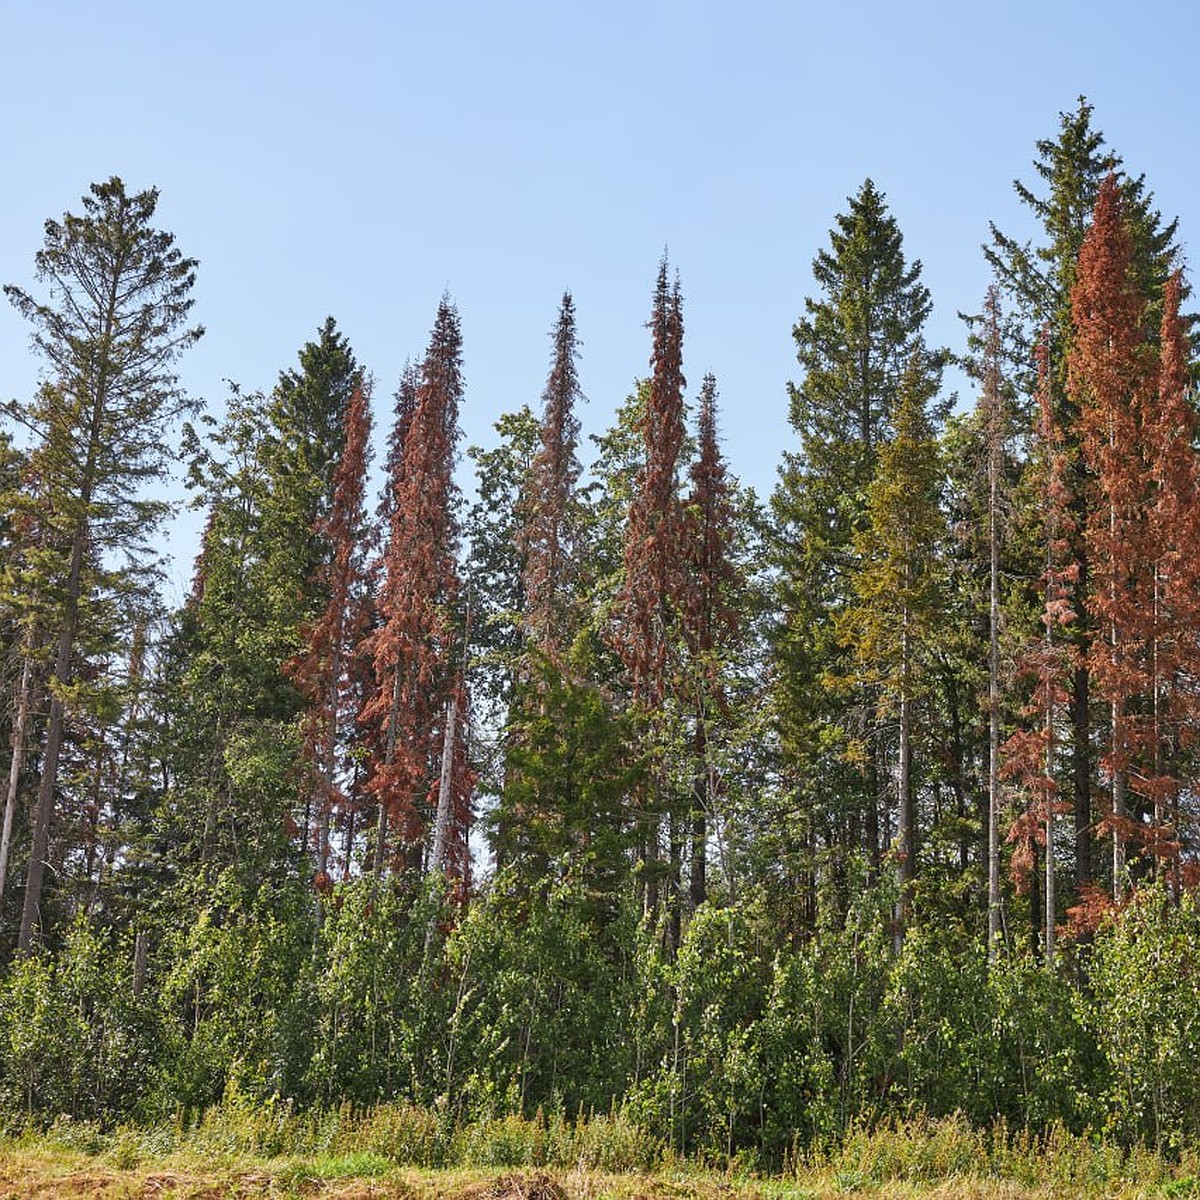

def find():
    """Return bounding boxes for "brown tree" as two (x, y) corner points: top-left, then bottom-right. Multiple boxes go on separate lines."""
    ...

(1131, 270), (1200, 887)
(1003, 331), (1078, 962)
(286, 380), (373, 909)
(614, 258), (688, 926)
(1069, 175), (1155, 899)
(363, 298), (469, 882)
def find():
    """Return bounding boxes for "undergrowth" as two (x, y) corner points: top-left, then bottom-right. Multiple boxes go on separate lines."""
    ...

(6, 1105), (1200, 1195)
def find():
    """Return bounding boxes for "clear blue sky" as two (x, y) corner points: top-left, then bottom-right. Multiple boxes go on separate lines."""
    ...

(3, 1), (1198, 596)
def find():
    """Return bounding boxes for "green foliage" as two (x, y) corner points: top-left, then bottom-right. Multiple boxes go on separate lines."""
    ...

(153, 869), (314, 1115)
(305, 879), (449, 1107)
(437, 873), (648, 1119)
(0, 917), (159, 1121)
(1089, 887), (1200, 1146)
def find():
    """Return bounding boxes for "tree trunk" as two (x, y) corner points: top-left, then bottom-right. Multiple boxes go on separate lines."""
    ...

(689, 721), (708, 912)
(19, 517), (88, 953)
(987, 454), (1003, 965)
(1072, 664), (1092, 889)
(895, 639), (914, 953)
(0, 649), (38, 910)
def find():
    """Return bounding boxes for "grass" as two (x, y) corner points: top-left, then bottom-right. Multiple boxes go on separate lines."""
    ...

(0, 1110), (1197, 1198)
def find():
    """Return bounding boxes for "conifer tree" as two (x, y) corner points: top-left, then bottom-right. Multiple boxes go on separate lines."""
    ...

(364, 297), (469, 881)
(1002, 332), (1078, 963)
(286, 380), (373, 904)
(986, 99), (1179, 892)
(980, 286), (1007, 962)
(4, 178), (202, 950)
(682, 374), (737, 910)
(613, 258), (688, 925)
(616, 260), (686, 706)
(772, 180), (941, 916)
(1069, 175), (1154, 899)
(521, 292), (585, 661)
(1144, 272), (1200, 887)
(839, 349), (945, 944)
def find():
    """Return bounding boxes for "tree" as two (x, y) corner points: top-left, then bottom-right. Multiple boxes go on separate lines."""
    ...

(1143, 271), (1200, 890)
(285, 380), (373, 910)
(681, 374), (738, 911)
(1069, 175), (1155, 899)
(613, 257), (689, 929)
(1002, 332), (1078, 963)
(363, 297), (470, 884)
(978, 286), (1008, 962)
(264, 316), (363, 606)
(4, 178), (202, 951)
(772, 179), (942, 919)
(986, 99), (1180, 893)
(839, 350), (945, 945)
(615, 259), (687, 707)
(520, 292), (585, 662)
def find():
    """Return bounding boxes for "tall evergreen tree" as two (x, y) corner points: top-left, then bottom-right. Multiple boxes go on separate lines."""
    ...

(978, 286), (1008, 962)
(681, 374), (737, 911)
(1003, 331), (1078, 963)
(1069, 175), (1155, 899)
(772, 179), (942, 919)
(520, 292), (585, 662)
(286, 380), (373, 905)
(4, 178), (202, 951)
(1144, 272), (1200, 887)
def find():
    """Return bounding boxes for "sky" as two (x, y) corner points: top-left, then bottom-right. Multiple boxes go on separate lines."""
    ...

(3, 1), (1199, 601)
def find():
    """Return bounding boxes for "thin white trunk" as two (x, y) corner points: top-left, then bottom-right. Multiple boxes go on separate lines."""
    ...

(0, 650), (37, 909)
(430, 694), (458, 876)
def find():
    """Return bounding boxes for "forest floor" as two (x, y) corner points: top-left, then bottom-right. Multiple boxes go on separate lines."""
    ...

(0, 1145), (1194, 1200)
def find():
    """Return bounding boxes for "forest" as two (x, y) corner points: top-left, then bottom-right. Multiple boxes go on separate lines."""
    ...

(0, 97), (1198, 1167)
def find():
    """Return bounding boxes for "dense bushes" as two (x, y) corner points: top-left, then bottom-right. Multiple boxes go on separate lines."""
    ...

(0, 881), (1197, 1161)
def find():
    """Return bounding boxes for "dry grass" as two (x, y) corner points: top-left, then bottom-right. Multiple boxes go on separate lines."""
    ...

(0, 1147), (1192, 1200)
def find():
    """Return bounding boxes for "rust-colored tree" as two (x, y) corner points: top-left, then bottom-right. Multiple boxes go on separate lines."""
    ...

(614, 258), (688, 925)
(617, 260), (686, 704)
(1002, 331), (1078, 962)
(1133, 270), (1200, 888)
(286, 380), (373, 908)
(362, 298), (470, 886)
(1069, 175), (1156, 900)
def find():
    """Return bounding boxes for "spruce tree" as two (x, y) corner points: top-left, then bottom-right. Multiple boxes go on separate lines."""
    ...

(1002, 331), (1078, 963)
(1069, 175), (1155, 899)
(520, 292), (585, 662)
(772, 179), (942, 918)
(681, 374), (737, 911)
(286, 380), (373, 906)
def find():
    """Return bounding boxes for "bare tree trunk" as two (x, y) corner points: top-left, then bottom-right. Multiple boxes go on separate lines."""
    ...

(689, 722), (708, 912)
(372, 668), (404, 876)
(1112, 699), (1126, 901)
(987, 444), (1003, 964)
(895, 632), (914, 954)
(429, 693), (458, 876)
(0, 649), (38, 910)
